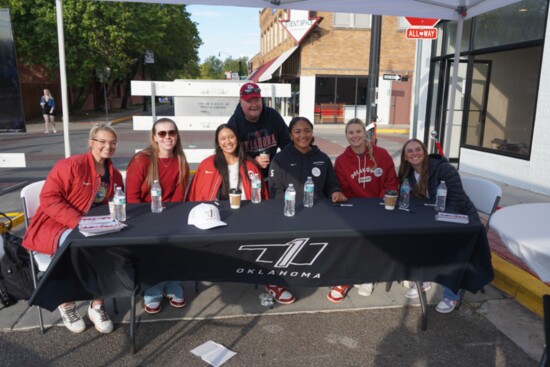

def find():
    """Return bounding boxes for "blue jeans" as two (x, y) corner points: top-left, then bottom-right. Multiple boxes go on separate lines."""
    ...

(144, 281), (184, 305)
(443, 286), (460, 301)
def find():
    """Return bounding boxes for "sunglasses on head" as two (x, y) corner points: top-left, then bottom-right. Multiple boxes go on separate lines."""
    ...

(156, 130), (177, 138)
(241, 87), (261, 96)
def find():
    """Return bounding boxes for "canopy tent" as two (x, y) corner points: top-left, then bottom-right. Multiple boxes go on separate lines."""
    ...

(55, 0), (521, 156)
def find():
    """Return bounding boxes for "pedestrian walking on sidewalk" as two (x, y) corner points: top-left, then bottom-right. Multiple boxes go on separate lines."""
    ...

(40, 89), (57, 134)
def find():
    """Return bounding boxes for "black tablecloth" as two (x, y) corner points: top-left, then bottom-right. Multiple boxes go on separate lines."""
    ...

(30, 198), (494, 311)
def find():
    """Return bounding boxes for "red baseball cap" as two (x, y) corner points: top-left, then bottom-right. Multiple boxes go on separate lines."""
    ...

(240, 82), (262, 101)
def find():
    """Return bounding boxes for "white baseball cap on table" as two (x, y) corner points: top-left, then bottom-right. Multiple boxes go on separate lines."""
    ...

(188, 203), (227, 230)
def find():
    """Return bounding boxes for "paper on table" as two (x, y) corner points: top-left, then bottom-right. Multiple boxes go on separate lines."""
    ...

(435, 212), (469, 224)
(190, 340), (237, 367)
(78, 215), (127, 237)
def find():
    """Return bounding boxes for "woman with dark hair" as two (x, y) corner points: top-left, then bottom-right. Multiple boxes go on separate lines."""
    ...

(269, 116), (346, 305)
(22, 123), (123, 334)
(126, 118), (190, 314)
(187, 123), (266, 201)
(331, 118), (398, 302)
(398, 138), (478, 313)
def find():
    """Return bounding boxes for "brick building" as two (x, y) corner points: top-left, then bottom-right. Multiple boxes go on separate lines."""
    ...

(249, 9), (417, 126)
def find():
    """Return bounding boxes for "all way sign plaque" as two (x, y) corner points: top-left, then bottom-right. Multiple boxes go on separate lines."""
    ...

(406, 28), (438, 39)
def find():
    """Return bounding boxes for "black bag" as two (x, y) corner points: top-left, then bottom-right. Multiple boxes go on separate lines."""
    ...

(0, 212), (36, 308)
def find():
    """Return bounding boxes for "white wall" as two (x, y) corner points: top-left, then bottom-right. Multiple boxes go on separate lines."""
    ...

(299, 75), (316, 122)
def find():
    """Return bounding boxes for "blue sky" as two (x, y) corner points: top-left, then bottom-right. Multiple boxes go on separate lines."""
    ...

(188, 5), (263, 63)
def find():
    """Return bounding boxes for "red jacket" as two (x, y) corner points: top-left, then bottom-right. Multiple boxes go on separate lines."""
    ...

(334, 145), (398, 198)
(125, 153), (188, 203)
(22, 151), (123, 255)
(187, 155), (268, 201)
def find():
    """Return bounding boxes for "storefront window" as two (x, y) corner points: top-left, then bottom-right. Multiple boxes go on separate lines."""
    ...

(464, 47), (542, 157)
(474, 0), (548, 50)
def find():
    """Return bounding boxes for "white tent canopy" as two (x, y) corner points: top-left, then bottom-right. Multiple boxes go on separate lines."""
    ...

(56, 0), (521, 156)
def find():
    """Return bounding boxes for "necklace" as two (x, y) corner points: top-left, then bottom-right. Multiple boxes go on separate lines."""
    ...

(159, 157), (174, 169)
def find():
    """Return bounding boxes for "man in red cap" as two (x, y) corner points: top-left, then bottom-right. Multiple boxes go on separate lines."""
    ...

(228, 82), (290, 178)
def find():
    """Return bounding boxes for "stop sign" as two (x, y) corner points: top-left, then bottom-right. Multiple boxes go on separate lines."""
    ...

(405, 17), (439, 27)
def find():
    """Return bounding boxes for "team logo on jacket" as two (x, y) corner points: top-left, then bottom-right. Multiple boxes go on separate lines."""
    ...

(374, 168), (383, 177)
(311, 167), (321, 177)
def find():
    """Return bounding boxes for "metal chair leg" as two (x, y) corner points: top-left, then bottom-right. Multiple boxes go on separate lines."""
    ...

(28, 251), (45, 333)
(385, 282), (392, 292)
(130, 293), (136, 354)
(112, 298), (118, 315)
(539, 294), (549, 367)
(416, 282), (428, 331)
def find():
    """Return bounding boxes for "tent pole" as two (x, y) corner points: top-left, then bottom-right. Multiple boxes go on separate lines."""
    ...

(443, 10), (465, 157)
(56, 0), (71, 157)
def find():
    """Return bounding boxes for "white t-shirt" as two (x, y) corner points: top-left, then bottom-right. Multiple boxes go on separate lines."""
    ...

(228, 162), (245, 199)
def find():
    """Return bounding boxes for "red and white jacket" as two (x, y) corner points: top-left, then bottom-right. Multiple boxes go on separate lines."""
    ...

(22, 151), (123, 255)
(187, 155), (268, 201)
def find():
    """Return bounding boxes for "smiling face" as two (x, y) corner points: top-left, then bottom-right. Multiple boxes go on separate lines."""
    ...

(240, 97), (263, 122)
(217, 127), (238, 157)
(403, 140), (426, 171)
(89, 130), (117, 163)
(153, 121), (178, 157)
(346, 122), (367, 152)
(290, 119), (314, 154)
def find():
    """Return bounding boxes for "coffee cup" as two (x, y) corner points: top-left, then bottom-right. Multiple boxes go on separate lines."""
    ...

(384, 190), (398, 210)
(229, 188), (242, 209)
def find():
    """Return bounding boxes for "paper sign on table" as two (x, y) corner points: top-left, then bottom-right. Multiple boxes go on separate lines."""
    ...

(78, 215), (127, 237)
(190, 340), (236, 367)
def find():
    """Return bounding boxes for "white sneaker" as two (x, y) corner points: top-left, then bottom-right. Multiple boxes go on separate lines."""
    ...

(355, 283), (374, 297)
(58, 304), (86, 333)
(87, 303), (114, 333)
(436, 297), (458, 314)
(405, 282), (432, 299)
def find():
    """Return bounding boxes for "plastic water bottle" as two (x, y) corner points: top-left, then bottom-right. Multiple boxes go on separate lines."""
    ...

(399, 178), (410, 209)
(151, 179), (163, 213)
(435, 180), (447, 212)
(303, 176), (314, 208)
(251, 173), (262, 204)
(284, 184), (296, 217)
(113, 186), (126, 222)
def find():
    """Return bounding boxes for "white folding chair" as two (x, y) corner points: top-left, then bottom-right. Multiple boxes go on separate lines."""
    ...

(456, 176), (502, 308)
(461, 176), (502, 231)
(20, 180), (49, 333)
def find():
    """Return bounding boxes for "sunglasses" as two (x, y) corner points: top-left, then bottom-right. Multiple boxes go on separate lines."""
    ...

(241, 87), (261, 96)
(156, 130), (177, 138)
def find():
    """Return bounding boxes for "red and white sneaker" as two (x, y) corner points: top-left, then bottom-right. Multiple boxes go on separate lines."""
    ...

(165, 294), (186, 308)
(327, 285), (352, 303)
(144, 301), (161, 314)
(264, 285), (296, 305)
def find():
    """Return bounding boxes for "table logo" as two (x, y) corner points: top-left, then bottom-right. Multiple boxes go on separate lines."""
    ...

(238, 238), (327, 268)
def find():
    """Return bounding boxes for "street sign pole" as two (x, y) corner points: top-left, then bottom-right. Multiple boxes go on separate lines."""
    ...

(366, 15), (382, 125)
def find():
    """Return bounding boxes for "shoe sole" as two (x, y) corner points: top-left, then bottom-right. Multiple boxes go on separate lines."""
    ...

(168, 300), (187, 308)
(327, 293), (345, 303)
(144, 306), (161, 314)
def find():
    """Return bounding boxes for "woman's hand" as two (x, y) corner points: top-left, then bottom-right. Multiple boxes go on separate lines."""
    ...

(255, 154), (270, 169)
(331, 191), (347, 203)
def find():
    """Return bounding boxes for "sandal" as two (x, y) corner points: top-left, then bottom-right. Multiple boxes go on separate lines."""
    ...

(327, 285), (352, 303)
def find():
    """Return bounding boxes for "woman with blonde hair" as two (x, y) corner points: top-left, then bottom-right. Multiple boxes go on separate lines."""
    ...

(126, 118), (190, 314)
(330, 118), (398, 302)
(23, 123), (123, 334)
(40, 89), (56, 134)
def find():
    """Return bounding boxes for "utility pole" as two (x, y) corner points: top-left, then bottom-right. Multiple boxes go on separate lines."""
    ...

(366, 15), (382, 125)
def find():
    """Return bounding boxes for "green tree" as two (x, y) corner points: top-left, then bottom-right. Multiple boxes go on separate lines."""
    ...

(1, 0), (201, 110)
(200, 56), (225, 79)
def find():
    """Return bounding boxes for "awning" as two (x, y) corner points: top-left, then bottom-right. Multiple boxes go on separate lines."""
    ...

(248, 46), (298, 83)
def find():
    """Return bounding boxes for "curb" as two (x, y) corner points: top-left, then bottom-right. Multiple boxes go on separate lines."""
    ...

(377, 128), (410, 134)
(491, 252), (550, 317)
(0, 212), (24, 234)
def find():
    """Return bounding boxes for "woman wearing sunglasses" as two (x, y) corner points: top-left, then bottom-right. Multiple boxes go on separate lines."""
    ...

(126, 118), (190, 314)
